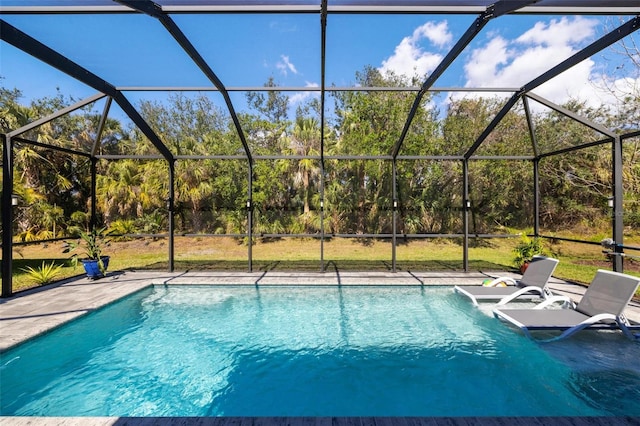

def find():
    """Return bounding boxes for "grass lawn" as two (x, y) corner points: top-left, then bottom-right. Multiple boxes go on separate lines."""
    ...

(8, 235), (640, 296)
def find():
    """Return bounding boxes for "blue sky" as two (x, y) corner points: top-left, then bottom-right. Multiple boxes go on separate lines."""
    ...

(1, 10), (638, 124)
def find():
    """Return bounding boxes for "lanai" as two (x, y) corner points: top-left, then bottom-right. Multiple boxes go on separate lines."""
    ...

(1, 1), (639, 297)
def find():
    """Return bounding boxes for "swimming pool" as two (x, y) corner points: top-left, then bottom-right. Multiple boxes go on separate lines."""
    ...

(1, 285), (639, 417)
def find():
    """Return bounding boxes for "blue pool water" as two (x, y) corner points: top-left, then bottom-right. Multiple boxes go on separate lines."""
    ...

(1, 285), (639, 417)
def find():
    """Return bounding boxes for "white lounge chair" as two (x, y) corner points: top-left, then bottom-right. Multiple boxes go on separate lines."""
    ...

(454, 256), (559, 306)
(493, 269), (640, 342)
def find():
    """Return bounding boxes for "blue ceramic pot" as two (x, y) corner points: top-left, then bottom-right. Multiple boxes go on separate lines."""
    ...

(81, 256), (110, 279)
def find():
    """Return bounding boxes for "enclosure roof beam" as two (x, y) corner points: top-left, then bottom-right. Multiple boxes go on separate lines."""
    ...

(115, 85), (522, 92)
(98, 154), (514, 161)
(468, 155), (534, 160)
(525, 92), (616, 138)
(463, 93), (523, 160)
(522, 97), (540, 158)
(92, 96), (113, 157)
(115, 0), (253, 166)
(391, 0), (538, 159)
(2, 3), (638, 15)
(96, 154), (493, 161)
(464, 14), (640, 159)
(537, 136), (614, 159)
(0, 19), (175, 162)
(6, 92), (106, 138)
(326, 4), (640, 15)
(13, 136), (93, 158)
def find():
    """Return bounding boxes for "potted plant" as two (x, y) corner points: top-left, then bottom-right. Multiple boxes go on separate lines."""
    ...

(63, 227), (111, 279)
(513, 234), (546, 274)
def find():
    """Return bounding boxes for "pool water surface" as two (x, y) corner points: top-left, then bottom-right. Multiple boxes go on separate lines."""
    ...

(1, 285), (639, 417)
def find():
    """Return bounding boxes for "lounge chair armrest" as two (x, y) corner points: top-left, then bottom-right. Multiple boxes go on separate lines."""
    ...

(484, 276), (517, 287)
(495, 285), (545, 306)
(453, 286), (479, 306)
(540, 313), (619, 343)
(533, 296), (575, 310)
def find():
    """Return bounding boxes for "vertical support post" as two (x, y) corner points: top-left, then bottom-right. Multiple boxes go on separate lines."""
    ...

(1, 134), (13, 297)
(533, 159), (540, 237)
(320, 166), (325, 272)
(168, 159), (175, 272)
(463, 159), (469, 272)
(391, 160), (397, 272)
(320, 0), (327, 273)
(612, 135), (624, 272)
(247, 164), (253, 272)
(90, 157), (97, 231)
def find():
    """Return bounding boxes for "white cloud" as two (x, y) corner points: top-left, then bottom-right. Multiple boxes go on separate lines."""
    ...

(516, 17), (596, 48)
(379, 20), (452, 78)
(277, 55), (298, 76)
(269, 20), (298, 33)
(452, 15), (639, 115)
(464, 36), (510, 87)
(289, 82), (320, 105)
(463, 17), (599, 91)
(415, 20), (453, 48)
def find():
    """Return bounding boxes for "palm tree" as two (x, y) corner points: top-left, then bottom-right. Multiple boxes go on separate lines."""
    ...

(40, 203), (64, 238)
(289, 117), (321, 214)
(175, 160), (214, 233)
(97, 159), (144, 223)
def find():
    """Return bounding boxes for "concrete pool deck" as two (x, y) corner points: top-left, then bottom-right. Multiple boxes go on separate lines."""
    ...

(1, 270), (640, 426)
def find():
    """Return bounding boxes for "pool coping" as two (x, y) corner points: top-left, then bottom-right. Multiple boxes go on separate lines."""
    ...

(1, 269), (639, 353)
(1, 416), (639, 425)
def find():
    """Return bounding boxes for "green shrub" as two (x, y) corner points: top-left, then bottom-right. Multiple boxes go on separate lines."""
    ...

(513, 234), (547, 268)
(21, 261), (64, 285)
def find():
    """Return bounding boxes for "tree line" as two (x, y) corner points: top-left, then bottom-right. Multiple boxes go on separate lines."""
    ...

(1, 67), (639, 242)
